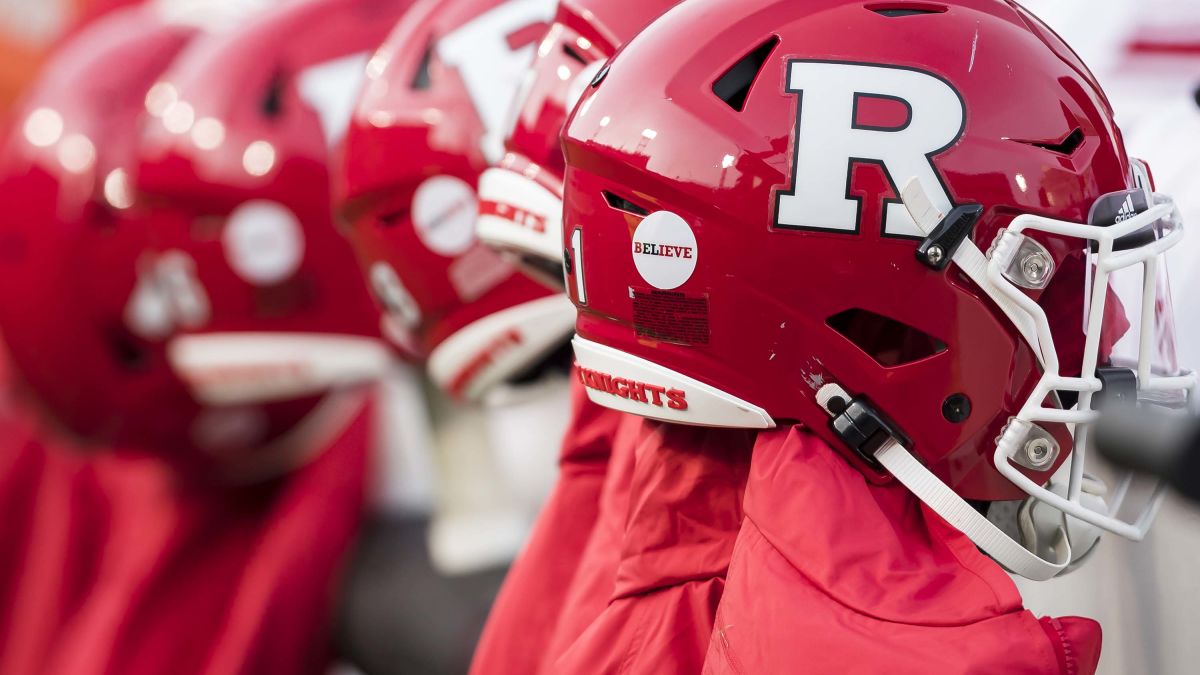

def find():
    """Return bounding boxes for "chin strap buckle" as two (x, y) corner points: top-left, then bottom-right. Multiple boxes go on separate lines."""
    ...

(817, 386), (908, 473)
(815, 382), (1070, 581)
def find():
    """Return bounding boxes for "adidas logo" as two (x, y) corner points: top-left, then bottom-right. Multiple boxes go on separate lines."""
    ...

(1115, 194), (1137, 223)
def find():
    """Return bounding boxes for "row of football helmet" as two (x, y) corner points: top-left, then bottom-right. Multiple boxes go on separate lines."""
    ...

(0, 0), (1194, 585)
(476, 0), (1197, 579)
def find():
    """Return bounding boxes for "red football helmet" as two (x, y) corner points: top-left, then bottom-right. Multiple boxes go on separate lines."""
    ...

(337, 0), (575, 401)
(0, 7), (204, 455)
(562, 0), (1194, 578)
(124, 0), (416, 473)
(475, 0), (680, 285)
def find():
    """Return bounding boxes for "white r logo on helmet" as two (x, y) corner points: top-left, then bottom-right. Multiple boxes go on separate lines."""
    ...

(774, 60), (965, 238)
(437, 0), (556, 163)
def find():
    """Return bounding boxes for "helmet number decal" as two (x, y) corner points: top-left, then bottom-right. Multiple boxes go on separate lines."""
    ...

(774, 60), (965, 238)
(369, 261), (422, 355)
(568, 226), (587, 305)
(436, 0), (556, 163)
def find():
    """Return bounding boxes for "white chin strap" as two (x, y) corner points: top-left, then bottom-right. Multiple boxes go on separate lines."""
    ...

(875, 439), (1070, 581)
(816, 382), (1070, 581)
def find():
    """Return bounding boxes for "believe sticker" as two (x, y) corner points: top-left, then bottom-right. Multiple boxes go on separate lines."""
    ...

(223, 200), (305, 286)
(413, 175), (478, 256)
(631, 210), (697, 290)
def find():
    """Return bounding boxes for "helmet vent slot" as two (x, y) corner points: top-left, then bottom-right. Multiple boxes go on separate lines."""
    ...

(1014, 127), (1084, 155)
(411, 42), (434, 91)
(866, 3), (948, 17)
(262, 73), (286, 118)
(827, 308), (946, 367)
(562, 43), (588, 65)
(377, 207), (410, 228)
(712, 36), (779, 112)
(602, 190), (649, 217)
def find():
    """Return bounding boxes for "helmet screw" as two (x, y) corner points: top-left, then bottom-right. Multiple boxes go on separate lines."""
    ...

(926, 245), (945, 265)
(942, 393), (971, 423)
(826, 395), (848, 415)
(1022, 437), (1056, 469)
(1020, 252), (1052, 285)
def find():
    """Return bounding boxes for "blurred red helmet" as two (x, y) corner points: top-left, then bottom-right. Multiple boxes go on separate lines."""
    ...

(0, 7), (202, 454)
(562, 0), (1194, 576)
(134, 0), (414, 413)
(0, 1), (406, 480)
(338, 0), (575, 401)
(476, 0), (680, 285)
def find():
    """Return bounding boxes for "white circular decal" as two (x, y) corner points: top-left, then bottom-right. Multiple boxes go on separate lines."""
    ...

(223, 200), (305, 286)
(631, 211), (698, 290)
(412, 175), (478, 256)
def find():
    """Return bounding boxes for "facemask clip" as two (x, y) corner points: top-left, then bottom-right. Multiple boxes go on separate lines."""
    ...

(915, 203), (983, 271)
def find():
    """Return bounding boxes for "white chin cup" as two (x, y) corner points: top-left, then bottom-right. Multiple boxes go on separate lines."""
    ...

(1017, 470), (1107, 573)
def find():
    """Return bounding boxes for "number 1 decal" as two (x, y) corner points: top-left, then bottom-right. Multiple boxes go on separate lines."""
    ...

(570, 227), (587, 305)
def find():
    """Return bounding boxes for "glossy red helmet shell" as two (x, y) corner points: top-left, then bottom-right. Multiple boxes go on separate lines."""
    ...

(0, 7), (201, 453)
(337, 0), (575, 401)
(123, 0), (416, 470)
(475, 0), (681, 284)
(563, 0), (1142, 501)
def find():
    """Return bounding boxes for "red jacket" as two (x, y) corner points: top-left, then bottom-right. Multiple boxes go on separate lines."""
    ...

(0, 408), (112, 675)
(553, 422), (756, 674)
(704, 425), (1102, 675)
(0, 394), (373, 675)
(470, 376), (635, 675)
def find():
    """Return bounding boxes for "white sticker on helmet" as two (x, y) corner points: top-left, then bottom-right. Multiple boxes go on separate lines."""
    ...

(413, 175), (478, 256)
(631, 211), (698, 290)
(223, 200), (305, 286)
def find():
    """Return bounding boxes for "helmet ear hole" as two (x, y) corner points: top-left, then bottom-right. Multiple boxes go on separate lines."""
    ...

(106, 325), (150, 372)
(826, 308), (946, 368)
